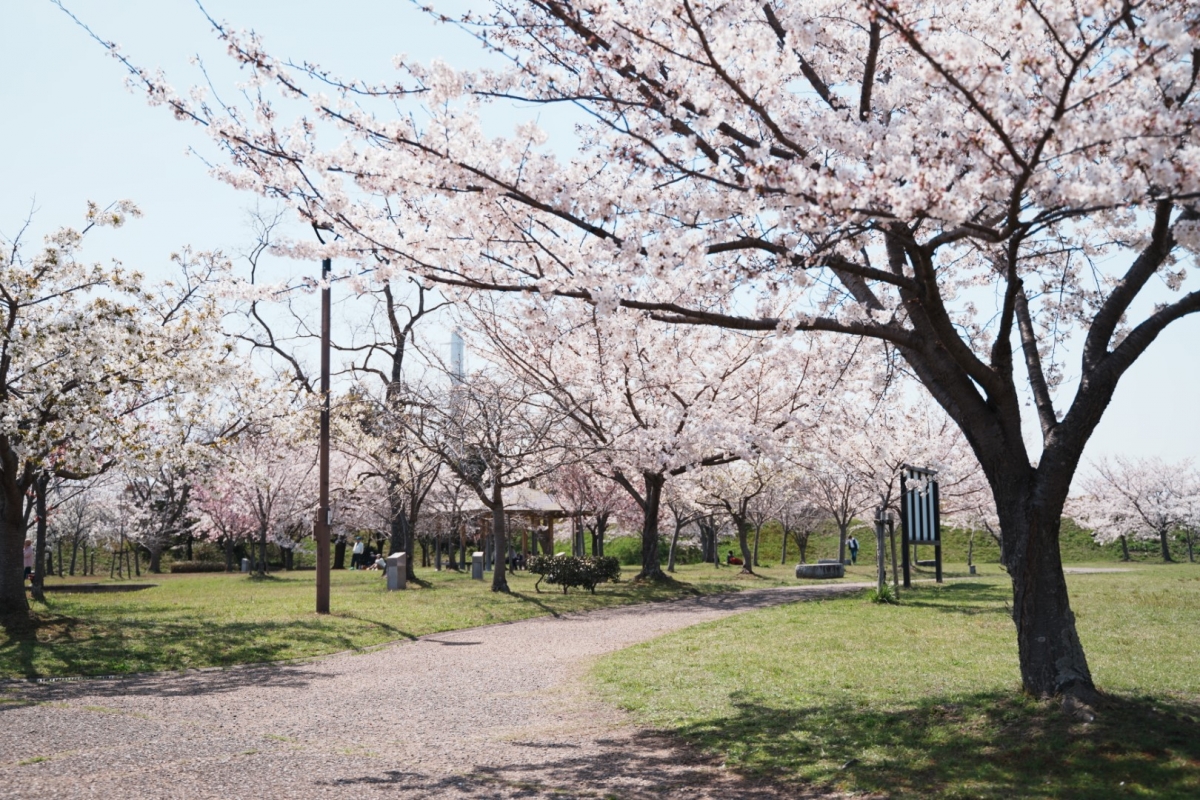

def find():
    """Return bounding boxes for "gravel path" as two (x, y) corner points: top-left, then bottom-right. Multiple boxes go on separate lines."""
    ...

(0, 583), (868, 799)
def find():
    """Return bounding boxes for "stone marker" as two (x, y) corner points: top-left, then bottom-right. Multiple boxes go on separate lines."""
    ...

(471, 551), (485, 581)
(796, 562), (845, 579)
(386, 552), (407, 591)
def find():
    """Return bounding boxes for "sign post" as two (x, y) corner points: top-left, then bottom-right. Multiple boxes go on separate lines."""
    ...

(900, 465), (942, 586)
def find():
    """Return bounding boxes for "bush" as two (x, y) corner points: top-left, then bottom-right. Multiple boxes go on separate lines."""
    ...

(527, 554), (621, 594)
(169, 561), (228, 574)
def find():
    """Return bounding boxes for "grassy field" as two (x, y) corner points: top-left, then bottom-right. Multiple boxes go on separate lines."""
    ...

(1, 561), (867, 680)
(593, 564), (1200, 799)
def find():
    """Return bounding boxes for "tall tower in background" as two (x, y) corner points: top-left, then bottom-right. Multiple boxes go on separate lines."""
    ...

(450, 329), (465, 385)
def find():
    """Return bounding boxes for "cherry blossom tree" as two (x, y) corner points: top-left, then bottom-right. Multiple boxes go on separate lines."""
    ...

(405, 372), (576, 592)
(549, 462), (635, 558)
(1073, 457), (1199, 563)
(464, 297), (826, 580)
(0, 207), (237, 615)
(696, 460), (773, 575)
(84, 0), (1200, 696)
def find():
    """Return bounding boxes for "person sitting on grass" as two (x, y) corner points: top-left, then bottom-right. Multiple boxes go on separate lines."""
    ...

(726, 550), (743, 566)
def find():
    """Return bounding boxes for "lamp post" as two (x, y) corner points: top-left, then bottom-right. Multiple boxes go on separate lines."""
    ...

(314, 248), (332, 614)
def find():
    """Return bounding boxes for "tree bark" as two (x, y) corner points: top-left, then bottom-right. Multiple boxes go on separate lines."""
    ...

(257, 525), (268, 575)
(667, 519), (682, 572)
(1158, 527), (1173, 562)
(752, 523), (762, 567)
(734, 517), (754, 575)
(637, 472), (666, 581)
(31, 473), (50, 603)
(490, 481), (509, 593)
(333, 537), (346, 570)
(998, 484), (1095, 700)
(1119, 534), (1130, 562)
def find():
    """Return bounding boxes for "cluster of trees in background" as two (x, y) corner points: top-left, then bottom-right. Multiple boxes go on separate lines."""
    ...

(7, 211), (1196, 615)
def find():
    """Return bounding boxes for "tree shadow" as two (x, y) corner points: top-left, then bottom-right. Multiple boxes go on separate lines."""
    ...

(322, 730), (813, 798)
(507, 592), (563, 618)
(665, 691), (1200, 799)
(0, 606), (414, 681)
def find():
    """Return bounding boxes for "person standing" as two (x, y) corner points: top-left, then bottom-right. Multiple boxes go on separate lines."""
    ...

(847, 535), (860, 565)
(23, 539), (35, 582)
(351, 539), (365, 569)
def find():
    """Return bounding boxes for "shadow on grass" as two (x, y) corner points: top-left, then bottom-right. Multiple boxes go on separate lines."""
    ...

(894, 581), (1013, 615)
(669, 690), (1200, 799)
(0, 607), (401, 682)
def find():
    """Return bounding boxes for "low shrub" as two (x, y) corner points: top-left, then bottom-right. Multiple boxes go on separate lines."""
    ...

(169, 561), (228, 574)
(527, 554), (621, 594)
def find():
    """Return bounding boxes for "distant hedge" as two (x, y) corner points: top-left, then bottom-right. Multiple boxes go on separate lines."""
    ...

(528, 554), (621, 594)
(169, 561), (228, 573)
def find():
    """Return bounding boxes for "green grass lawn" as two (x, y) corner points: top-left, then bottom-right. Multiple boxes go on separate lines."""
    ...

(593, 563), (1200, 799)
(1, 561), (842, 680)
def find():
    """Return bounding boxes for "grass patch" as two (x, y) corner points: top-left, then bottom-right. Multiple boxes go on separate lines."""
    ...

(593, 565), (1200, 799)
(1, 562), (804, 680)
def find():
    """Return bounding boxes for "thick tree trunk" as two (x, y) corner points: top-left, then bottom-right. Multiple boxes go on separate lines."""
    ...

(490, 483), (509, 593)
(1119, 534), (1130, 562)
(1158, 527), (1173, 562)
(333, 538), (346, 570)
(999, 490), (1095, 700)
(799, 534), (809, 564)
(224, 537), (234, 572)
(69, 535), (80, 576)
(752, 523), (762, 567)
(637, 472), (666, 581)
(148, 548), (162, 574)
(837, 521), (849, 565)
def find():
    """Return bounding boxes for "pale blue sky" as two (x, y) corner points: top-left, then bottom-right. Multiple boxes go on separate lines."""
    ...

(1, 0), (1196, 470)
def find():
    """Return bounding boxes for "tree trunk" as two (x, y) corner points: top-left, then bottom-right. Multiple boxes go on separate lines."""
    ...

(148, 547), (162, 574)
(667, 520), (682, 573)
(781, 527), (788, 565)
(999, 491), (1095, 700)
(333, 537), (346, 570)
(752, 523), (762, 567)
(592, 512), (609, 557)
(735, 518), (754, 575)
(490, 482), (509, 593)
(1158, 527), (1173, 562)
(257, 525), (268, 575)
(1119, 534), (1130, 562)
(69, 535), (80, 576)
(56, 539), (63, 578)
(31, 473), (50, 603)
(837, 521), (849, 565)
(224, 536), (234, 572)
(798, 533), (808, 564)
(637, 472), (666, 581)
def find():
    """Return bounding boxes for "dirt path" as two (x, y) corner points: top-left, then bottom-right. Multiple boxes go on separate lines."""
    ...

(0, 583), (868, 799)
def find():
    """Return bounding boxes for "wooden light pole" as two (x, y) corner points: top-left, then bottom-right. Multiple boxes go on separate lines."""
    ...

(314, 253), (332, 614)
